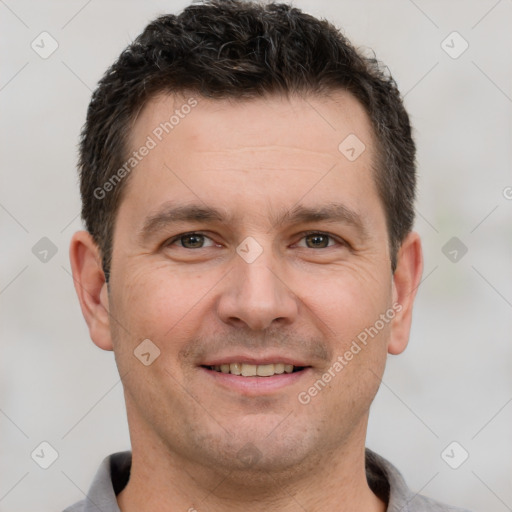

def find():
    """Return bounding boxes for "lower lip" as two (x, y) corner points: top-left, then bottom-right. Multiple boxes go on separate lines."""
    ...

(199, 367), (311, 395)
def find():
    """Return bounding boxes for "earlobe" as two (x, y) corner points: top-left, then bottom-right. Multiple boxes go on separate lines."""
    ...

(387, 231), (423, 355)
(69, 231), (113, 351)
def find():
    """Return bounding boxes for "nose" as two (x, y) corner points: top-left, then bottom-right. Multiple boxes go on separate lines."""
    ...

(216, 251), (299, 331)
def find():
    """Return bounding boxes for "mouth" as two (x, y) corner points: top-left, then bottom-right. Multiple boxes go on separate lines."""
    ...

(202, 363), (308, 377)
(198, 359), (312, 396)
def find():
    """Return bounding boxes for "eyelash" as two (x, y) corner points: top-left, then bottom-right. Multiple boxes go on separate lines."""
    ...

(164, 231), (345, 250)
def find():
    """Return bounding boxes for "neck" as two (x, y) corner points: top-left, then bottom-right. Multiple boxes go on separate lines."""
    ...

(117, 417), (386, 512)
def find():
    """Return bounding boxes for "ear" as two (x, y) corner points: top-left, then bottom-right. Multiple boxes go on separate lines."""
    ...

(69, 231), (113, 351)
(388, 231), (423, 355)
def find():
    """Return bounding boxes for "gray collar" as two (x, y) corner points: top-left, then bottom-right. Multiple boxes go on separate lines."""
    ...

(64, 449), (470, 512)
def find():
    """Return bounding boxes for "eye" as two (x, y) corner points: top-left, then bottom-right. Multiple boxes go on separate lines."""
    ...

(296, 231), (340, 249)
(163, 231), (344, 251)
(166, 232), (216, 249)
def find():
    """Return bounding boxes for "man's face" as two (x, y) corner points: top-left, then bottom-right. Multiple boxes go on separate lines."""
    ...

(106, 92), (396, 474)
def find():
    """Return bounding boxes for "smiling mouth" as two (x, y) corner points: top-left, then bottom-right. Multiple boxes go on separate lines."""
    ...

(202, 363), (307, 377)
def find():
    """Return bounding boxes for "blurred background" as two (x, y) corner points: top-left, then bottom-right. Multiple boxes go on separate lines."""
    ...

(1, 1), (511, 510)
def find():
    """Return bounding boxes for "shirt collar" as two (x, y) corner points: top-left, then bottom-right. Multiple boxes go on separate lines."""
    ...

(73, 448), (419, 512)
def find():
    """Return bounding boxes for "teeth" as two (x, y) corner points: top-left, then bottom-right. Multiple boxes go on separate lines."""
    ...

(274, 363), (285, 374)
(256, 364), (275, 377)
(210, 363), (302, 377)
(241, 364), (257, 377)
(230, 363), (242, 375)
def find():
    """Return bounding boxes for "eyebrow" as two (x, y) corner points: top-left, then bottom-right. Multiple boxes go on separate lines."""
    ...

(139, 203), (228, 241)
(138, 201), (368, 242)
(271, 203), (367, 236)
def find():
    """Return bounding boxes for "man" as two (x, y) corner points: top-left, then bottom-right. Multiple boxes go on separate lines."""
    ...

(67, 1), (470, 510)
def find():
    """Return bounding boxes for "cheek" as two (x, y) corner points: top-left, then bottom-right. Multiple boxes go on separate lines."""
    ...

(298, 263), (391, 338)
(111, 261), (220, 343)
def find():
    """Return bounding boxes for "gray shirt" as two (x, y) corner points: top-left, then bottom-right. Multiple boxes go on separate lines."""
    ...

(64, 449), (471, 511)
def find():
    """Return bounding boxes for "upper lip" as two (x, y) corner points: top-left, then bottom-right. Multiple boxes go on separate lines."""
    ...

(200, 353), (310, 367)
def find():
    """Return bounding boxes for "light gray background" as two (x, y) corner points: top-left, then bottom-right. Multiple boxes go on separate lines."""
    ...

(1, 1), (511, 511)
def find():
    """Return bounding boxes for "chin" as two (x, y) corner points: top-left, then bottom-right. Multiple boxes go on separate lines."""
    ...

(185, 415), (318, 476)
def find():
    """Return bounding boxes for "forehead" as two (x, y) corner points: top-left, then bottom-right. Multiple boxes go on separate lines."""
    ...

(129, 90), (375, 168)
(118, 91), (381, 232)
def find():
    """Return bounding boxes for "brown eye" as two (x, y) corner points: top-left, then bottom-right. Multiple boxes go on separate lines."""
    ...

(166, 232), (216, 249)
(304, 233), (331, 248)
(300, 233), (335, 249)
(180, 234), (205, 248)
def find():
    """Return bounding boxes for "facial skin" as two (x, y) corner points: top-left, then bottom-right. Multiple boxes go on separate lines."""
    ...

(70, 91), (423, 512)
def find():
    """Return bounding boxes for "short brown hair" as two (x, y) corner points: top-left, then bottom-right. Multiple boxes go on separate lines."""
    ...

(78, 0), (416, 278)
